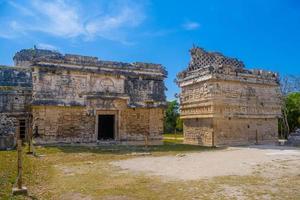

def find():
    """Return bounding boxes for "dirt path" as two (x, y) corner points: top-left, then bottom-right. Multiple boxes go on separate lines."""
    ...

(112, 145), (300, 180)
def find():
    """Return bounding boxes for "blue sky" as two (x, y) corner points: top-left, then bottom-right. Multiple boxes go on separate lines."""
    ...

(0, 0), (300, 100)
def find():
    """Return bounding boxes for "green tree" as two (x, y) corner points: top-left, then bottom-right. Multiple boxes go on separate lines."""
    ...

(175, 117), (183, 132)
(285, 92), (300, 132)
(279, 75), (300, 137)
(164, 100), (179, 133)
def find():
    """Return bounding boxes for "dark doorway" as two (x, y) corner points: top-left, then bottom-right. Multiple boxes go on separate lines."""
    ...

(19, 119), (26, 139)
(98, 115), (115, 140)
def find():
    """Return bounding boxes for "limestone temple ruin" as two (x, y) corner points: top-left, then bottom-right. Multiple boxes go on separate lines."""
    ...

(177, 47), (282, 146)
(1, 46), (283, 148)
(0, 48), (167, 146)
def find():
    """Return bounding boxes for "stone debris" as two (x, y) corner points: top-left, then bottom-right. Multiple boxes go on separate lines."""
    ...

(0, 114), (17, 150)
(0, 114), (16, 136)
(287, 129), (300, 146)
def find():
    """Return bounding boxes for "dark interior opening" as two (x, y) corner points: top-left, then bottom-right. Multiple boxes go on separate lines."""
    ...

(98, 115), (115, 140)
(19, 119), (26, 139)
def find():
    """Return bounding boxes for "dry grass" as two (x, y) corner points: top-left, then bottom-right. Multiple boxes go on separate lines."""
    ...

(0, 141), (299, 200)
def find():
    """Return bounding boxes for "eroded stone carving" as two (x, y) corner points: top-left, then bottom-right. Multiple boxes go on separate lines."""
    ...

(177, 46), (282, 146)
(1, 47), (167, 144)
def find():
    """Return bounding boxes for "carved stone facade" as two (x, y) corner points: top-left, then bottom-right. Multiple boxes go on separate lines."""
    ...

(0, 66), (32, 146)
(0, 48), (166, 145)
(177, 47), (282, 146)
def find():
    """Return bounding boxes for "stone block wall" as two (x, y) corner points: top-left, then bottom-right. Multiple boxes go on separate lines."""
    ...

(2, 48), (167, 145)
(0, 66), (32, 114)
(125, 77), (166, 106)
(183, 117), (278, 146)
(120, 108), (164, 142)
(177, 46), (282, 146)
(214, 118), (278, 146)
(32, 106), (164, 144)
(0, 66), (32, 146)
(183, 118), (213, 146)
(32, 106), (95, 143)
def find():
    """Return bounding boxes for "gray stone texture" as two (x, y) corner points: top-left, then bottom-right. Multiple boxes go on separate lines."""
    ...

(177, 46), (282, 146)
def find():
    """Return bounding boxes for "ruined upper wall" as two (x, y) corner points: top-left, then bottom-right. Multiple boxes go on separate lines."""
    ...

(14, 48), (167, 77)
(13, 48), (167, 108)
(0, 66), (32, 114)
(188, 46), (244, 71)
(177, 46), (282, 120)
(13, 48), (63, 67)
(0, 66), (32, 87)
(177, 46), (279, 85)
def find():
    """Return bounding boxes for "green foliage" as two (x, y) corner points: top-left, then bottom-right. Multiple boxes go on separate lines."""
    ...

(286, 92), (300, 132)
(176, 117), (183, 132)
(164, 100), (182, 133)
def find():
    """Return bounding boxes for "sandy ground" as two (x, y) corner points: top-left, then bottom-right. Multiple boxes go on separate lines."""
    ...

(112, 145), (300, 180)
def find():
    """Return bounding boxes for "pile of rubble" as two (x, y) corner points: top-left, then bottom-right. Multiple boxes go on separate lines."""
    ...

(287, 129), (300, 146)
(0, 114), (16, 150)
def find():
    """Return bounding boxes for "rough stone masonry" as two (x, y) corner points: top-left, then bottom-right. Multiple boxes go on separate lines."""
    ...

(177, 46), (282, 146)
(0, 47), (167, 145)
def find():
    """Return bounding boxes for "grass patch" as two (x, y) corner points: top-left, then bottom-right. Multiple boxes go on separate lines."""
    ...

(0, 141), (299, 199)
(163, 133), (183, 138)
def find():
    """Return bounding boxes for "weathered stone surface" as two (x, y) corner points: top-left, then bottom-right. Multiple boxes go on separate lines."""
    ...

(177, 46), (282, 146)
(287, 129), (300, 146)
(0, 114), (17, 150)
(187, 47), (245, 71)
(0, 66), (31, 148)
(0, 114), (16, 136)
(7, 47), (167, 144)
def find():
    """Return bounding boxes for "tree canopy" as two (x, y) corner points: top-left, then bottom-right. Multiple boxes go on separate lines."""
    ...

(164, 100), (183, 133)
(285, 92), (300, 132)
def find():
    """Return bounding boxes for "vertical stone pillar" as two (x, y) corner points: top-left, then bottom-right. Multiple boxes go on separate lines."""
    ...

(12, 138), (28, 195)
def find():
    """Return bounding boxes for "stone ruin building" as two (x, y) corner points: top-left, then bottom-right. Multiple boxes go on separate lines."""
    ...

(0, 48), (167, 146)
(0, 65), (32, 149)
(177, 46), (282, 146)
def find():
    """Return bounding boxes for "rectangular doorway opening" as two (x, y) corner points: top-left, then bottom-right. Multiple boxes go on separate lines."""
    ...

(98, 115), (115, 140)
(19, 119), (26, 140)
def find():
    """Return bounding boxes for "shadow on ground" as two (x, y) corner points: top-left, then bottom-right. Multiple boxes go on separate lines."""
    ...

(36, 141), (224, 155)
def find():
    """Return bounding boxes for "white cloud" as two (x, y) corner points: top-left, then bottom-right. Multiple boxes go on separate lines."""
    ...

(182, 21), (201, 31)
(30, 0), (84, 37)
(84, 2), (145, 42)
(36, 43), (58, 51)
(0, 0), (146, 44)
(7, 1), (34, 16)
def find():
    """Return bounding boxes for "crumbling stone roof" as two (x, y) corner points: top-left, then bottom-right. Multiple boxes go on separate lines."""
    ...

(14, 48), (167, 76)
(177, 46), (279, 84)
(13, 48), (63, 64)
(188, 46), (245, 71)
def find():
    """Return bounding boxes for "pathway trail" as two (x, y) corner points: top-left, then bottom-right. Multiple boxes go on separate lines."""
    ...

(112, 145), (300, 180)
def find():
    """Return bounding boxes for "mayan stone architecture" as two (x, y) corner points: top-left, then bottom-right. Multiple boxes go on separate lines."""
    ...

(177, 47), (282, 146)
(0, 47), (167, 145)
(0, 66), (32, 149)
